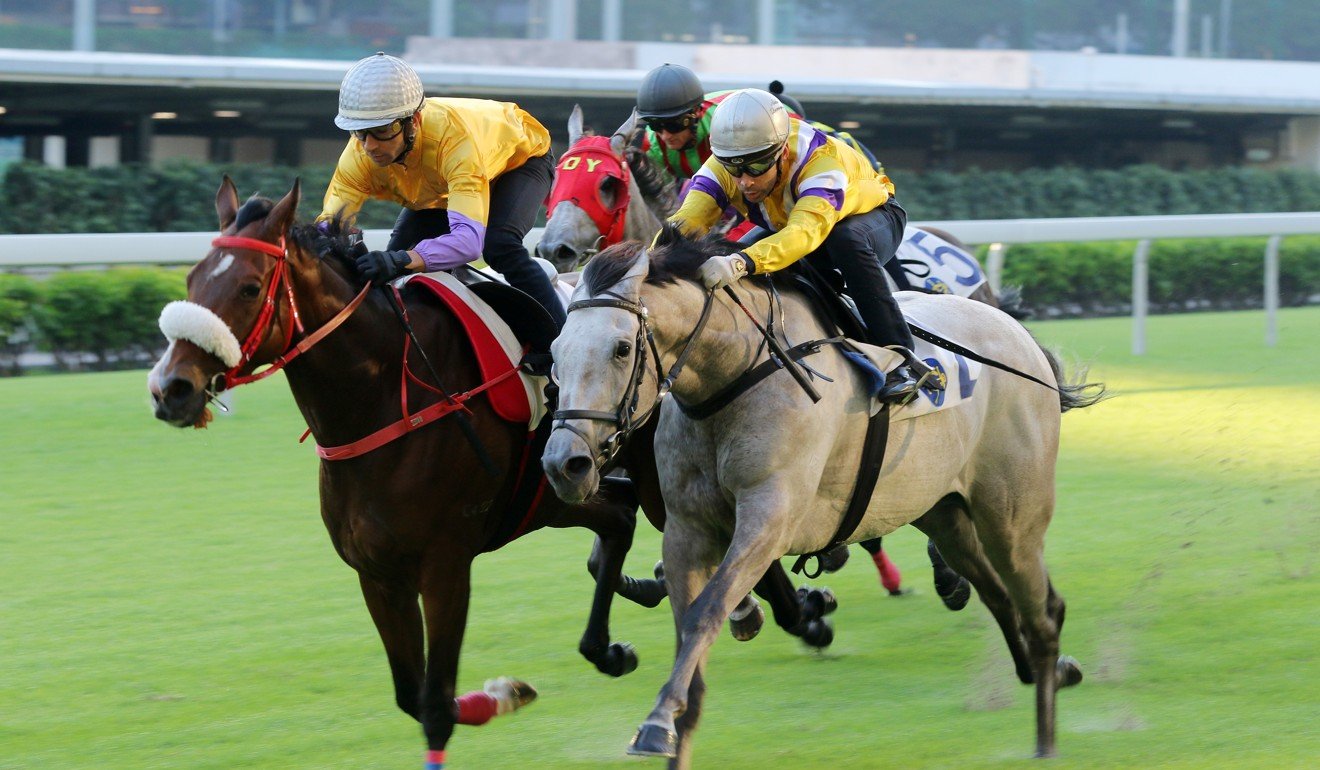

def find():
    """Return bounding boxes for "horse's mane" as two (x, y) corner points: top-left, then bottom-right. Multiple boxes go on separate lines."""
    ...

(289, 214), (366, 276)
(581, 223), (741, 294)
(624, 146), (679, 216)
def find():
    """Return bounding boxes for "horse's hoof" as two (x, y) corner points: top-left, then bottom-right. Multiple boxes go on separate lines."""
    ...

(729, 601), (765, 642)
(801, 617), (834, 649)
(628, 723), (678, 758)
(937, 575), (971, 611)
(1056, 655), (1083, 688)
(483, 676), (538, 713)
(797, 586), (838, 619)
(818, 544), (850, 573)
(653, 560), (665, 581)
(597, 642), (639, 678)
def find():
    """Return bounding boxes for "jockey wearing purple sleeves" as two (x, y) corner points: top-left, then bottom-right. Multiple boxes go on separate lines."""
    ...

(319, 52), (564, 328)
(667, 88), (938, 404)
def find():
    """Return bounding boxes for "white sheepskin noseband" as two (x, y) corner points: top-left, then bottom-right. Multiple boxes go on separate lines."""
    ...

(158, 300), (243, 368)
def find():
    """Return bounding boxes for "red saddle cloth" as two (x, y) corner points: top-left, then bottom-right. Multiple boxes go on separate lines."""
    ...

(408, 275), (531, 425)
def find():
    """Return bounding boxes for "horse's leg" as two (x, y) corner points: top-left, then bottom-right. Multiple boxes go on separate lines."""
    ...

(585, 532), (667, 608)
(928, 537), (972, 610)
(749, 562), (836, 648)
(416, 553), (473, 768)
(966, 499), (1073, 758)
(858, 536), (904, 595)
(912, 496), (1034, 684)
(358, 574), (425, 721)
(545, 475), (645, 677)
(630, 508), (787, 762)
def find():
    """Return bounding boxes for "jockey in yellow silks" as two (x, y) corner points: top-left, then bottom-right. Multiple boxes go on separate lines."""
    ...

(318, 52), (563, 328)
(666, 88), (935, 403)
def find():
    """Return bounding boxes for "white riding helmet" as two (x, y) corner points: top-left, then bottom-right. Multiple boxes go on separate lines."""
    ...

(335, 52), (425, 131)
(709, 88), (791, 160)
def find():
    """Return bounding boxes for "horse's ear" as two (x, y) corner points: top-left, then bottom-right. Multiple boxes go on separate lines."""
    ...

(216, 175), (239, 232)
(265, 177), (301, 239)
(567, 104), (583, 147)
(610, 109), (639, 157)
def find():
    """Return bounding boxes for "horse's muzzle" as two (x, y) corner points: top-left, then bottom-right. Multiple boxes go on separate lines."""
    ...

(541, 428), (600, 503)
(148, 353), (213, 428)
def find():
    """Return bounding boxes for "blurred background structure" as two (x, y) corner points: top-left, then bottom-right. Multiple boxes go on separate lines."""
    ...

(1, 0), (1319, 172)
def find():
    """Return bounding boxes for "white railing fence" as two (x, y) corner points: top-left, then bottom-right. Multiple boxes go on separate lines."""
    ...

(4, 212), (1320, 354)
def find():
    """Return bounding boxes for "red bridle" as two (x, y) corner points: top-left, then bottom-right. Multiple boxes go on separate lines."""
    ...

(545, 136), (631, 248)
(210, 234), (367, 389)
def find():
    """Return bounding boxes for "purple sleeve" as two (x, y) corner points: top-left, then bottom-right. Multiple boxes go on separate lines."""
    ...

(413, 210), (487, 271)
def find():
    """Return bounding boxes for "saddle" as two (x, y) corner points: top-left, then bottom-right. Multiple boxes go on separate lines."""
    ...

(402, 271), (553, 427)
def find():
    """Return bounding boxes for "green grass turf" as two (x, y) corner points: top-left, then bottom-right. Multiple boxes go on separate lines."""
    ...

(1, 307), (1317, 769)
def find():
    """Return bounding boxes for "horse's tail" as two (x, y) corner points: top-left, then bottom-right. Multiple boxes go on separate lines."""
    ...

(1039, 345), (1108, 413)
(996, 284), (1033, 321)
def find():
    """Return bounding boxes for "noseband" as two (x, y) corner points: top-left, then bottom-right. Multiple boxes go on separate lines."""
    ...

(550, 288), (716, 469)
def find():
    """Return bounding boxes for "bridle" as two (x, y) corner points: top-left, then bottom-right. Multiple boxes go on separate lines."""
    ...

(208, 234), (368, 392)
(545, 135), (632, 260)
(550, 288), (716, 470)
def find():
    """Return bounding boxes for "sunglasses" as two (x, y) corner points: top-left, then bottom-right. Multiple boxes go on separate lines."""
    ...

(644, 114), (695, 134)
(716, 147), (782, 178)
(350, 120), (406, 142)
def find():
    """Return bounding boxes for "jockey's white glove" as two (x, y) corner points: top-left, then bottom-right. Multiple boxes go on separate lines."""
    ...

(697, 253), (751, 290)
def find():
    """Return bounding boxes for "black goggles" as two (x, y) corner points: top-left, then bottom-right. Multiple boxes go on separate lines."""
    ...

(644, 114), (696, 134)
(716, 147), (782, 178)
(350, 120), (406, 142)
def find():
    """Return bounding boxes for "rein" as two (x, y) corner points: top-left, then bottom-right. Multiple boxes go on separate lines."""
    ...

(204, 235), (503, 464)
(210, 235), (368, 391)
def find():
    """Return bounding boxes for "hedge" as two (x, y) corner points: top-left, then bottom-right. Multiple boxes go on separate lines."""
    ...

(995, 235), (1320, 317)
(2, 161), (1319, 374)
(5, 268), (188, 373)
(4, 161), (1320, 235)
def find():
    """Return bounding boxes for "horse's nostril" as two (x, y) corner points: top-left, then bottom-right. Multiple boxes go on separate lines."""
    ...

(163, 377), (196, 403)
(564, 455), (593, 479)
(556, 245), (579, 265)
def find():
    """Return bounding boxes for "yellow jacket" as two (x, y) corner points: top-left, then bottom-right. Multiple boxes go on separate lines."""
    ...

(320, 97), (551, 226)
(668, 119), (895, 274)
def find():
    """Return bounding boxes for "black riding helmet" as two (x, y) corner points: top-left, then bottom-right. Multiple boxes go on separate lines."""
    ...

(768, 80), (806, 119)
(637, 63), (705, 120)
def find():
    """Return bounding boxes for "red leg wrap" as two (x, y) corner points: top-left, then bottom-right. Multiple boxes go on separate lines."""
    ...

(873, 549), (902, 593)
(455, 691), (498, 726)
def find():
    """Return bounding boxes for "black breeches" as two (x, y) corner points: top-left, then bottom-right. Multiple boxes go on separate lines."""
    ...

(386, 153), (565, 328)
(805, 199), (913, 349)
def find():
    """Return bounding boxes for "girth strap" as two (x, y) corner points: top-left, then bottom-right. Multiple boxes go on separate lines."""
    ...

(791, 401), (891, 578)
(675, 336), (846, 421)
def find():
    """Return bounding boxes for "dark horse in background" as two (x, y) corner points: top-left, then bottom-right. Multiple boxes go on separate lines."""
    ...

(146, 177), (835, 768)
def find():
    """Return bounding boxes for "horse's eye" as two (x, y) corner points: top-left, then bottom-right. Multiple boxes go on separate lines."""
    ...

(614, 340), (632, 358)
(239, 283), (262, 300)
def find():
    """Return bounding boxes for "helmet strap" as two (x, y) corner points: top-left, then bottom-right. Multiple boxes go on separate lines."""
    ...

(392, 111), (421, 165)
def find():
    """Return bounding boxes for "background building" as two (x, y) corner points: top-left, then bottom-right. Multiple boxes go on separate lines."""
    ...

(1, 1), (1318, 172)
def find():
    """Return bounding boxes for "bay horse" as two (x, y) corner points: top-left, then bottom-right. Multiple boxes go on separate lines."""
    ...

(147, 177), (658, 768)
(542, 230), (1104, 766)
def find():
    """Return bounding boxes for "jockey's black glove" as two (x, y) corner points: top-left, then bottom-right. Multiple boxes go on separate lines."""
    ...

(356, 249), (413, 285)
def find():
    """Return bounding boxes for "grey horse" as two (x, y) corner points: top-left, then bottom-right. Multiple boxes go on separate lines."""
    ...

(542, 232), (1104, 766)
